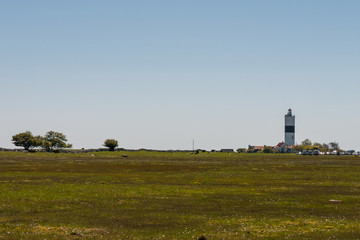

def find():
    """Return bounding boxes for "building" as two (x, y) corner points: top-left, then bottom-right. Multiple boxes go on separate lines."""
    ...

(248, 142), (294, 153)
(285, 108), (295, 146)
(248, 145), (265, 151)
(274, 141), (293, 153)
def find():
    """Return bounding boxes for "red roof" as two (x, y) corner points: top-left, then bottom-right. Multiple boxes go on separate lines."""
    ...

(252, 146), (265, 150)
(250, 142), (294, 150)
(275, 142), (285, 148)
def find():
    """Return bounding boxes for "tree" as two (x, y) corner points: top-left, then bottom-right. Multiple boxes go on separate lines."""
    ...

(263, 146), (274, 153)
(292, 145), (304, 152)
(104, 139), (118, 151)
(12, 131), (42, 151)
(329, 141), (340, 152)
(313, 142), (322, 148)
(322, 143), (330, 152)
(301, 139), (312, 146)
(42, 131), (72, 152)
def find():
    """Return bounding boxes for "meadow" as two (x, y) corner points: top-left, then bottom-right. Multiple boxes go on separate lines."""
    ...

(0, 151), (359, 239)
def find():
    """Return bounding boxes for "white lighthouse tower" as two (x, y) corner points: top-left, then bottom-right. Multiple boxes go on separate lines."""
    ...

(284, 108), (295, 146)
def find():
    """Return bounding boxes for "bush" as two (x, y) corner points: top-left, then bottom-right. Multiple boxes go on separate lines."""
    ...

(237, 148), (246, 153)
(263, 146), (274, 153)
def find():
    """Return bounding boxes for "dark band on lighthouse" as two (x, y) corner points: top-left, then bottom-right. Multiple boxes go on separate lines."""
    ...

(285, 126), (295, 133)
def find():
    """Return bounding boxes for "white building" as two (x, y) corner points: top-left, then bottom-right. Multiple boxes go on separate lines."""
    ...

(285, 109), (295, 146)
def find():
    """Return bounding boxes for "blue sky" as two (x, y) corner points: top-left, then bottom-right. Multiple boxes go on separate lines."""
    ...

(1, 1), (360, 150)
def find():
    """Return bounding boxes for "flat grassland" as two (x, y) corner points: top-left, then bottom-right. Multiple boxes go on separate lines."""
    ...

(0, 151), (360, 239)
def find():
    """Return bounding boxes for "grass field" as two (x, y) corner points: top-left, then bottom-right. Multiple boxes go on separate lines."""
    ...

(0, 151), (360, 239)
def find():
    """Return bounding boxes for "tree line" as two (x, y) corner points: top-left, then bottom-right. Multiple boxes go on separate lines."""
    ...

(12, 131), (118, 152)
(292, 139), (341, 153)
(236, 139), (341, 154)
(12, 131), (342, 154)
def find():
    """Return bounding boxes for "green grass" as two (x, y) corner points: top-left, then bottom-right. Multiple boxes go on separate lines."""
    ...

(0, 151), (360, 239)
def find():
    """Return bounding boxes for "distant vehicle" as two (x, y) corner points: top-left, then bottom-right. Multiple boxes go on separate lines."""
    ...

(357, 151), (360, 155)
(307, 150), (313, 155)
(347, 150), (355, 155)
(313, 150), (319, 156)
(296, 151), (302, 155)
(302, 150), (307, 155)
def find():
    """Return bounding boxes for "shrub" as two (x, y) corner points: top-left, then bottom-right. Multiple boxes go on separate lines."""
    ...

(237, 148), (246, 153)
(263, 146), (274, 153)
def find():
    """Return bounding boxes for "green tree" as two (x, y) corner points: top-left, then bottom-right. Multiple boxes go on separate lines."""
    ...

(301, 139), (312, 146)
(292, 145), (304, 152)
(322, 143), (330, 152)
(104, 139), (118, 151)
(313, 142), (322, 148)
(329, 141), (340, 152)
(312, 142), (326, 152)
(42, 131), (72, 152)
(11, 131), (42, 151)
(263, 146), (274, 153)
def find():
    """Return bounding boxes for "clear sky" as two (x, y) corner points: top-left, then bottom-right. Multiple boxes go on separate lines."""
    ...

(1, 1), (360, 150)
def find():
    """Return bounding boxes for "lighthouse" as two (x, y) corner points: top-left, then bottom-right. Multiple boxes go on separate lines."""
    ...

(285, 108), (295, 146)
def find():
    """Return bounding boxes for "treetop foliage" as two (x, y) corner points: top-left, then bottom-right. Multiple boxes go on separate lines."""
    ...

(12, 131), (42, 151)
(293, 139), (341, 152)
(104, 139), (118, 151)
(12, 131), (72, 152)
(301, 139), (312, 146)
(42, 131), (72, 152)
